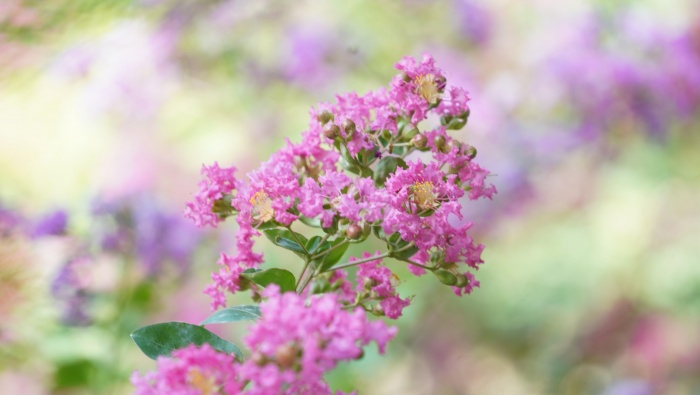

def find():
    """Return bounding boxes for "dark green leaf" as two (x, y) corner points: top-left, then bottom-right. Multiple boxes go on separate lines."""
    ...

(201, 305), (262, 325)
(241, 268), (296, 293)
(263, 229), (307, 257)
(318, 239), (350, 272)
(131, 322), (242, 360)
(391, 245), (419, 261)
(306, 236), (324, 254)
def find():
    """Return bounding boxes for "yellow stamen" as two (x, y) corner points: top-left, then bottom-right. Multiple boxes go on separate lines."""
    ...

(187, 368), (217, 395)
(412, 181), (438, 210)
(414, 74), (440, 104)
(250, 190), (274, 223)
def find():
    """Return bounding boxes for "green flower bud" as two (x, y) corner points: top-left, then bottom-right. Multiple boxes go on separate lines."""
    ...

(412, 133), (428, 148)
(433, 135), (446, 150)
(433, 269), (457, 285)
(445, 139), (461, 153)
(317, 110), (334, 125)
(323, 123), (340, 139)
(346, 223), (363, 240)
(341, 119), (356, 139)
(455, 274), (468, 288)
(363, 277), (377, 290)
(465, 145), (477, 159)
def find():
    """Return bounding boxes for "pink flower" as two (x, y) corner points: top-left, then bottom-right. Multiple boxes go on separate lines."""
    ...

(131, 344), (241, 395)
(240, 286), (397, 394)
(184, 162), (237, 228)
(354, 252), (411, 319)
(378, 160), (486, 270)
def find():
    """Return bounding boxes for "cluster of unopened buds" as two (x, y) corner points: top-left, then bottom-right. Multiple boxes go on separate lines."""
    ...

(131, 53), (495, 394)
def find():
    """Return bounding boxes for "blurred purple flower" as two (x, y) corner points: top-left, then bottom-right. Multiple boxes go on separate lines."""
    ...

(29, 209), (68, 239)
(92, 195), (202, 278)
(50, 257), (92, 326)
(452, 0), (492, 46)
(602, 380), (653, 395)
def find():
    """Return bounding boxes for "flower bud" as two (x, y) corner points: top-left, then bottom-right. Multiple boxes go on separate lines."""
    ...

(341, 119), (356, 139)
(323, 123), (340, 139)
(275, 344), (297, 369)
(316, 110), (334, 125)
(363, 277), (377, 290)
(346, 223), (363, 240)
(465, 145), (477, 159)
(251, 352), (267, 366)
(433, 269), (457, 285)
(445, 139), (461, 153)
(455, 273), (469, 288)
(412, 133), (428, 148)
(402, 123), (418, 140)
(433, 135), (446, 150)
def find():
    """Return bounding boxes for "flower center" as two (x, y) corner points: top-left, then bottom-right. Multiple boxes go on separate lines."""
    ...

(250, 190), (274, 223)
(187, 367), (217, 395)
(414, 74), (440, 104)
(412, 181), (438, 210)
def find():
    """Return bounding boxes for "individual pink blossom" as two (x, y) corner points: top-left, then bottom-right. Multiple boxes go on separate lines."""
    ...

(131, 344), (241, 395)
(378, 160), (486, 270)
(184, 162), (237, 228)
(354, 252), (411, 319)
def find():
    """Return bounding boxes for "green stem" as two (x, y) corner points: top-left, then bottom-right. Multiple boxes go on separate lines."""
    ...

(392, 242), (416, 253)
(325, 252), (391, 272)
(405, 259), (433, 271)
(310, 239), (348, 260)
(296, 259), (311, 289)
(297, 267), (315, 294)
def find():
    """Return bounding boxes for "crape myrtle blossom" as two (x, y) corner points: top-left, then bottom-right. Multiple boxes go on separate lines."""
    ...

(184, 53), (494, 307)
(131, 343), (241, 395)
(132, 286), (394, 394)
(156, 54), (494, 394)
(239, 286), (395, 394)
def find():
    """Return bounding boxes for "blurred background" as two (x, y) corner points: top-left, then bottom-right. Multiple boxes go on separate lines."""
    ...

(1, 0), (699, 394)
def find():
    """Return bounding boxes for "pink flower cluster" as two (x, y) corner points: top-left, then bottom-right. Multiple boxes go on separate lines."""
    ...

(132, 286), (395, 394)
(131, 343), (241, 395)
(185, 53), (495, 308)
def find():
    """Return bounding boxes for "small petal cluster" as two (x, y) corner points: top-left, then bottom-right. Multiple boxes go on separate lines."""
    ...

(184, 162), (238, 228)
(131, 344), (241, 395)
(354, 252), (411, 319)
(239, 286), (396, 394)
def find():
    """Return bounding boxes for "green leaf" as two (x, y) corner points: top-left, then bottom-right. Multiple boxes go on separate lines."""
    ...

(373, 156), (407, 187)
(306, 236), (325, 254)
(298, 216), (322, 228)
(391, 245), (419, 261)
(263, 229), (307, 257)
(241, 268), (296, 293)
(200, 305), (262, 325)
(131, 322), (242, 360)
(318, 239), (350, 272)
